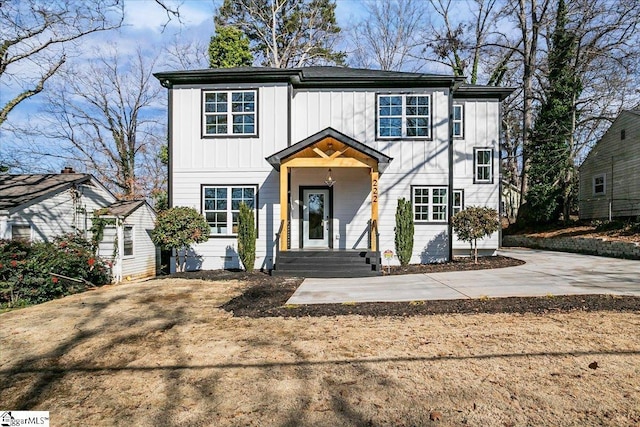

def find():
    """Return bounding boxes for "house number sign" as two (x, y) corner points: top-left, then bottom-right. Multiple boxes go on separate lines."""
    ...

(372, 178), (378, 203)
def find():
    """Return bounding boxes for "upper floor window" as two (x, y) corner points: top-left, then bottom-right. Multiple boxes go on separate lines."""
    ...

(203, 185), (257, 236)
(203, 90), (257, 136)
(474, 148), (493, 184)
(412, 186), (448, 223)
(378, 94), (430, 139)
(593, 173), (606, 196)
(453, 104), (464, 138)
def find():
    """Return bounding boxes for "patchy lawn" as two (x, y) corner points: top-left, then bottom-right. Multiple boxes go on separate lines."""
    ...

(0, 273), (639, 426)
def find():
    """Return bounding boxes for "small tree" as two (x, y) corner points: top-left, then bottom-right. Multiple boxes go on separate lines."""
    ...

(394, 198), (414, 266)
(237, 202), (256, 271)
(451, 206), (500, 264)
(151, 207), (209, 272)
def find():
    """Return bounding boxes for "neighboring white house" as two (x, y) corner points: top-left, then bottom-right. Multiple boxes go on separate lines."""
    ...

(154, 66), (513, 274)
(0, 171), (157, 282)
(579, 109), (640, 220)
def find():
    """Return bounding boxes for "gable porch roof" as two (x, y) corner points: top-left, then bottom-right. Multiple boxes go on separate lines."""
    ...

(266, 127), (393, 173)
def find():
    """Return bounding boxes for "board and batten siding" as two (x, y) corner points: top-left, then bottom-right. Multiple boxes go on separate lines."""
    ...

(579, 111), (640, 220)
(7, 182), (116, 242)
(452, 99), (501, 253)
(171, 83), (289, 172)
(170, 83), (289, 271)
(169, 82), (503, 269)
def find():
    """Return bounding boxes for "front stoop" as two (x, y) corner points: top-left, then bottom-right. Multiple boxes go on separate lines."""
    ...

(273, 250), (381, 278)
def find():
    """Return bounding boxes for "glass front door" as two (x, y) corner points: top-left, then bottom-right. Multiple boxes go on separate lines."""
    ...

(302, 189), (330, 248)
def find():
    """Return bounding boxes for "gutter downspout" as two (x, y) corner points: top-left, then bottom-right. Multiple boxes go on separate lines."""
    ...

(447, 81), (455, 262)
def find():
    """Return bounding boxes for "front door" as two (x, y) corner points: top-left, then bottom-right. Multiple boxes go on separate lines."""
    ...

(302, 188), (331, 248)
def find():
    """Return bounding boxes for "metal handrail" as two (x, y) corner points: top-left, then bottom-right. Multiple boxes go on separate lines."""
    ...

(275, 220), (284, 259)
(370, 219), (380, 252)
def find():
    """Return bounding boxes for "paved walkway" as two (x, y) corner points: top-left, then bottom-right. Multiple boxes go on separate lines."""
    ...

(286, 248), (640, 305)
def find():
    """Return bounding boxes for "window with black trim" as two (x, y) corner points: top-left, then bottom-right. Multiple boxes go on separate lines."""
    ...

(378, 94), (430, 138)
(203, 186), (257, 235)
(453, 104), (464, 138)
(452, 189), (464, 216)
(123, 225), (134, 256)
(413, 186), (448, 222)
(593, 173), (606, 196)
(203, 90), (256, 136)
(474, 148), (493, 183)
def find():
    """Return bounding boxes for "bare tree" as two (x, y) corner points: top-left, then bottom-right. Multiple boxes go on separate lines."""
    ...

(216, 0), (345, 68)
(31, 48), (166, 200)
(349, 0), (426, 71)
(0, 0), (124, 128)
(162, 35), (210, 71)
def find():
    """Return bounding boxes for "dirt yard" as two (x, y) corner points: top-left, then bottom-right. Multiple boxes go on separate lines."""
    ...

(1, 275), (639, 426)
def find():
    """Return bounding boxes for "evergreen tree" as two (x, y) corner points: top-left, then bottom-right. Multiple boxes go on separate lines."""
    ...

(522, 0), (582, 225)
(215, 0), (345, 68)
(394, 198), (414, 266)
(209, 25), (253, 68)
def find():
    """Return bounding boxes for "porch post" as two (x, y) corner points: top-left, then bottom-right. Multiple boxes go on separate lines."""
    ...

(370, 167), (379, 251)
(280, 165), (288, 251)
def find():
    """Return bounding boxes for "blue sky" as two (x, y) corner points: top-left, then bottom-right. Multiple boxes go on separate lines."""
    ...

(0, 0), (372, 172)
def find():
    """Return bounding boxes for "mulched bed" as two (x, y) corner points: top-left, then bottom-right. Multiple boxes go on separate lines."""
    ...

(172, 256), (640, 318)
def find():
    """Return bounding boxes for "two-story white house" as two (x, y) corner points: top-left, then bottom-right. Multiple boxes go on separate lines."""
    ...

(154, 67), (512, 276)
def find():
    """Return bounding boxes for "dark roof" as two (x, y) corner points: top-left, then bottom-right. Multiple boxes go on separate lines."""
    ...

(99, 200), (148, 218)
(266, 127), (393, 173)
(155, 66), (470, 89)
(155, 66), (514, 98)
(455, 84), (514, 101)
(0, 174), (93, 210)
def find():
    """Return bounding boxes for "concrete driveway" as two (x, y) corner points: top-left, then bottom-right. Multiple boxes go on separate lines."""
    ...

(286, 248), (640, 305)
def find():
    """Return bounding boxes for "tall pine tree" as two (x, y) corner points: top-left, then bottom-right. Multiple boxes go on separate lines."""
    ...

(522, 0), (582, 225)
(215, 0), (344, 68)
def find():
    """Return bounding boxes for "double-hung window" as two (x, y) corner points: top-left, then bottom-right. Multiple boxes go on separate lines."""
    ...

(203, 90), (257, 136)
(593, 174), (606, 196)
(203, 185), (257, 236)
(378, 94), (430, 138)
(453, 104), (464, 138)
(123, 226), (134, 256)
(474, 148), (493, 183)
(413, 186), (448, 222)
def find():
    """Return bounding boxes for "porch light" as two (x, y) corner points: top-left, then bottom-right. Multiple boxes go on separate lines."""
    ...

(325, 168), (336, 187)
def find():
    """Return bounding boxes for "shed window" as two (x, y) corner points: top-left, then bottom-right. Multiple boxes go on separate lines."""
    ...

(123, 226), (134, 256)
(11, 225), (31, 241)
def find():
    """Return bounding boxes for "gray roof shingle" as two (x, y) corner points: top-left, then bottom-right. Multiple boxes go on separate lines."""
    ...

(0, 174), (92, 210)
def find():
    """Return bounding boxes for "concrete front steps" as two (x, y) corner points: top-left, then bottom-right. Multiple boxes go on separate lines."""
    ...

(273, 249), (381, 278)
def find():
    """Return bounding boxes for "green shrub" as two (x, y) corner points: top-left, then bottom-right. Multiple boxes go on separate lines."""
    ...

(451, 206), (500, 263)
(0, 233), (111, 308)
(237, 202), (256, 271)
(151, 206), (210, 272)
(394, 198), (414, 266)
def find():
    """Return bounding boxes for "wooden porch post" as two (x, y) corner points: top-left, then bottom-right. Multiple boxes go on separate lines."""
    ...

(370, 167), (379, 251)
(280, 165), (288, 251)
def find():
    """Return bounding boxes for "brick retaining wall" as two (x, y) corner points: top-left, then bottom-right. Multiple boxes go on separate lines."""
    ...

(502, 235), (640, 260)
